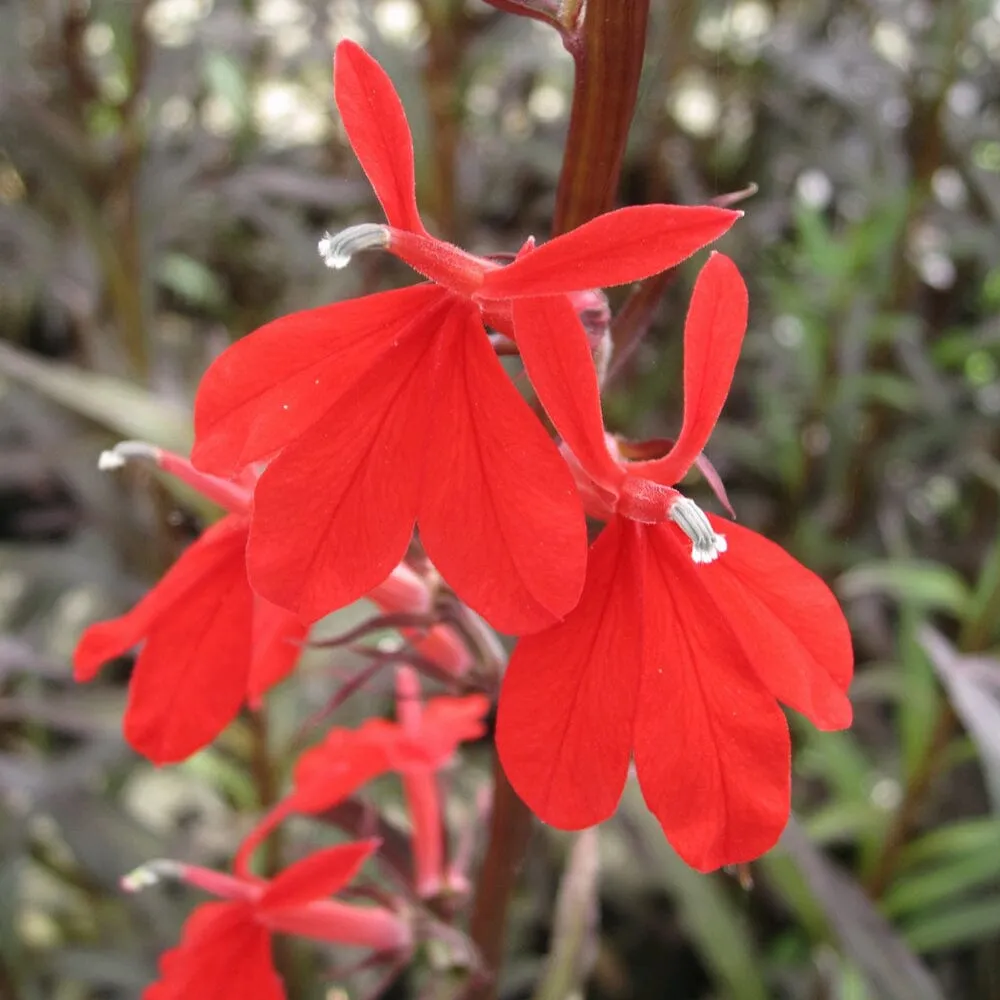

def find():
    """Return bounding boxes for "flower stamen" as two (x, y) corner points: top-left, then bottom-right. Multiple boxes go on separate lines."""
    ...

(668, 496), (727, 564)
(318, 223), (389, 269)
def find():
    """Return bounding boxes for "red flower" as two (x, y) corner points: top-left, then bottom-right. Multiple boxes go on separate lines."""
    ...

(128, 840), (408, 999)
(235, 677), (489, 895)
(495, 254), (854, 872)
(191, 40), (740, 634)
(74, 444), (308, 764)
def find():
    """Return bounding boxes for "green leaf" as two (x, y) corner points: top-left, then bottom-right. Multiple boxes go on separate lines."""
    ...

(0, 342), (192, 452)
(898, 818), (1000, 872)
(837, 560), (973, 616)
(883, 845), (1000, 919)
(157, 253), (226, 310)
(777, 819), (945, 1000)
(904, 897), (1000, 953)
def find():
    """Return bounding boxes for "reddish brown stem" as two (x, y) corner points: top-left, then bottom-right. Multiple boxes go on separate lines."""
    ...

(465, 4), (651, 998)
(552, 0), (651, 235)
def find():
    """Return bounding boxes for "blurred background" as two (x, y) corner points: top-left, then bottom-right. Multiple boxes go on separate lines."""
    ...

(2, 0), (1000, 998)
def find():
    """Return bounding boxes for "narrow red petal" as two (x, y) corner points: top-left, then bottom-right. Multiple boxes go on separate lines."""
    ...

(480, 206), (740, 299)
(633, 254), (748, 485)
(192, 286), (444, 477)
(333, 40), (426, 234)
(123, 530), (254, 764)
(73, 516), (247, 682)
(413, 695), (490, 765)
(259, 840), (378, 912)
(234, 723), (398, 876)
(246, 312), (442, 622)
(247, 598), (309, 702)
(511, 294), (625, 492)
(419, 303), (587, 634)
(496, 517), (643, 827)
(692, 517), (854, 725)
(144, 903), (282, 1000)
(635, 526), (792, 872)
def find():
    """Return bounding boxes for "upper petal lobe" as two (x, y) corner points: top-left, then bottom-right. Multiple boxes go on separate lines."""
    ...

(634, 253), (749, 486)
(334, 40), (426, 235)
(480, 206), (740, 299)
(511, 293), (625, 493)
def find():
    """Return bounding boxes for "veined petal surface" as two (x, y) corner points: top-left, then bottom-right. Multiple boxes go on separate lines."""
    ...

(480, 206), (740, 299)
(247, 311), (442, 622)
(634, 254), (749, 486)
(511, 294), (625, 492)
(334, 40), (426, 235)
(496, 517), (643, 826)
(193, 286), (444, 476)
(123, 529), (254, 764)
(692, 517), (853, 726)
(73, 517), (248, 682)
(635, 524), (791, 872)
(419, 303), (587, 634)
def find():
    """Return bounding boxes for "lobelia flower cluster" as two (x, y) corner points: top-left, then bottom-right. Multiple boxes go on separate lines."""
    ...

(75, 39), (854, 997)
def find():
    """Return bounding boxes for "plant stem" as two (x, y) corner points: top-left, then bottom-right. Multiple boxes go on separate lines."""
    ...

(466, 5), (650, 998)
(466, 762), (535, 998)
(552, 0), (651, 236)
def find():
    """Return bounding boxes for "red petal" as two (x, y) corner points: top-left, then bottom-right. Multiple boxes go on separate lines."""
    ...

(511, 294), (625, 492)
(633, 254), (748, 485)
(418, 303), (587, 634)
(246, 311), (443, 622)
(413, 694), (490, 765)
(496, 517), (643, 827)
(123, 525), (254, 763)
(694, 517), (854, 725)
(334, 40), (426, 234)
(144, 903), (282, 1000)
(480, 206), (740, 299)
(247, 598), (309, 703)
(192, 286), (444, 477)
(635, 524), (792, 872)
(234, 723), (397, 877)
(73, 516), (247, 683)
(259, 840), (378, 912)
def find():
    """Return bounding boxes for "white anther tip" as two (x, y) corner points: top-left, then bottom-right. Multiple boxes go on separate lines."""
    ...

(98, 450), (126, 471)
(668, 496), (727, 565)
(318, 233), (350, 269)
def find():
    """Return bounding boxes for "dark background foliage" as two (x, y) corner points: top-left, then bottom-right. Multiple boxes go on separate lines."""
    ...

(1, 0), (999, 998)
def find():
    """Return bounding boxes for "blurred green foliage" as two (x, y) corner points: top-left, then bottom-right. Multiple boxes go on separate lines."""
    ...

(1, 0), (999, 998)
